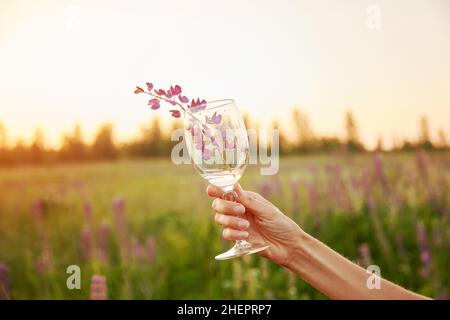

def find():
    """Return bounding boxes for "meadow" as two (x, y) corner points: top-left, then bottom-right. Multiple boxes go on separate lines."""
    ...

(0, 152), (449, 299)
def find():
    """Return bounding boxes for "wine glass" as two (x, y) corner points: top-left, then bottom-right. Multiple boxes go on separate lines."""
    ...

(183, 99), (270, 260)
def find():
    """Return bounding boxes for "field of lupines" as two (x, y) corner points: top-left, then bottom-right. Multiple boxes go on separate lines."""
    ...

(0, 151), (449, 299)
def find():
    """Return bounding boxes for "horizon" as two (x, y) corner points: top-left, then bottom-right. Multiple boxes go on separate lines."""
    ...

(0, 108), (445, 151)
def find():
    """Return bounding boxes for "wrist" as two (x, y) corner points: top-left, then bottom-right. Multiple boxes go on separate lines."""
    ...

(284, 229), (311, 273)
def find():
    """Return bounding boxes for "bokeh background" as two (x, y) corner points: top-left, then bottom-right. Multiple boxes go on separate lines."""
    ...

(0, 0), (449, 299)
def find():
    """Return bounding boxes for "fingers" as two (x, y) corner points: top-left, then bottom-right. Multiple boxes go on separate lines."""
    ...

(215, 213), (249, 230)
(207, 183), (279, 218)
(222, 228), (249, 241)
(212, 198), (245, 215)
(207, 184), (224, 198)
(206, 183), (244, 199)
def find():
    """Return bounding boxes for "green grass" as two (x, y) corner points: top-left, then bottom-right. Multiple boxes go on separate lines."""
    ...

(0, 153), (449, 299)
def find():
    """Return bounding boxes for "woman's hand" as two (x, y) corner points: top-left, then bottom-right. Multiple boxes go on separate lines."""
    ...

(207, 183), (304, 266)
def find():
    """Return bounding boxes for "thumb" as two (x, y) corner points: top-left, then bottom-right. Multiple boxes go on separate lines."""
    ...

(233, 183), (245, 198)
(234, 183), (276, 218)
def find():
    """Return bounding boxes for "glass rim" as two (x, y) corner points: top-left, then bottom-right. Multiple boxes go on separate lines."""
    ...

(186, 99), (235, 113)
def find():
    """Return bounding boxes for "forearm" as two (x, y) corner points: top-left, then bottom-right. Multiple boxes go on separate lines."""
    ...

(285, 231), (429, 300)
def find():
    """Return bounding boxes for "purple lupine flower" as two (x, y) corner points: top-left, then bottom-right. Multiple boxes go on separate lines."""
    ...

(202, 148), (212, 161)
(146, 236), (156, 263)
(225, 139), (235, 150)
(83, 201), (93, 227)
(178, 95), (189, 103)
(358, 243), (373, 267)
(35, 242), (52, 274)
(80, 225), (93, 261)
(112, 197), (129, 263)
(148, 98), (160, 110)
(0, 262), (10, 300)
(112, 197), (126, 227)
(205, 111), (222, 125)
(130, 236), (145, 264)
(90, 275), (108, 300)
(31, 198), (44, 221)
(97, 222), (110, 263)
(416, 222), (431, 278)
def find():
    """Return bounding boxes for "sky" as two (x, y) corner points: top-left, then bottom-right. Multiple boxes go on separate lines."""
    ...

(0, 0), (449, 149)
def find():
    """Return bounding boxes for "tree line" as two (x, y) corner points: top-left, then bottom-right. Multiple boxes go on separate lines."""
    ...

(0, 109), (447, 166)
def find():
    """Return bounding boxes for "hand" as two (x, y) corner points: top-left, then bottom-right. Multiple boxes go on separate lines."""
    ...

(207, 183), (304, 266)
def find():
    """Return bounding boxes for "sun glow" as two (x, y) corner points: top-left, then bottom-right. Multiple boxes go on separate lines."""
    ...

(0, 0), (449, 149)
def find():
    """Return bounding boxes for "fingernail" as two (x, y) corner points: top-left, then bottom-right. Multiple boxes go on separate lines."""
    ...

(234, 205), (245, 214)
(212, 199), (217, 208)
(238, 231), (249, 238)
(238, 220), (249, 228)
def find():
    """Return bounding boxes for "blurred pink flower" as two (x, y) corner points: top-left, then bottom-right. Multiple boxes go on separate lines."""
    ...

(90, 275), (108, 300)
(80, 225), (93, 261)
(202, 148), (212, 160)
(112, 197), (129, 263)
(31, 198), (44, 221)
(35, 242), (52, 274)
(146, 82), (153, 91)
(225, 139), (235, 149)
(130, 236), (147, 264)
(83, 201), (93, 226)
(97, 222), (110, 263)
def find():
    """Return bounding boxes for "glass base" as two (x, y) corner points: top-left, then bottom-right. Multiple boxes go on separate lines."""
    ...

(215, 240), (270, 260)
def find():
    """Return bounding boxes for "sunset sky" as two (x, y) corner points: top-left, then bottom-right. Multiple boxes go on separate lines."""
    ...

(0, 0), (449, 149)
